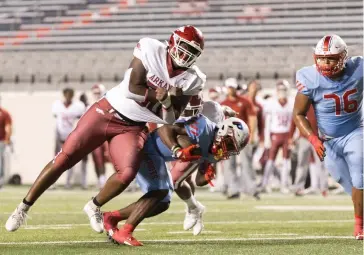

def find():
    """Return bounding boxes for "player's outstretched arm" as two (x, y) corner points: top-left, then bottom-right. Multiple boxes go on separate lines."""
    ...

(293, 93), (325, 160)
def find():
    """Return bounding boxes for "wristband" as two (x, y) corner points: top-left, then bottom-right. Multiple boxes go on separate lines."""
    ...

(159, 94), (172, 109)
(171, 145), (182, 158)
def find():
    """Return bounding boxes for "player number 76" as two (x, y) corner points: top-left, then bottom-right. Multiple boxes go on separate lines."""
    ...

(323, 88), (358, 116)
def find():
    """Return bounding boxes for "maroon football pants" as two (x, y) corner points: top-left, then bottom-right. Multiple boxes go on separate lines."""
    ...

(53, 98), (148, 185)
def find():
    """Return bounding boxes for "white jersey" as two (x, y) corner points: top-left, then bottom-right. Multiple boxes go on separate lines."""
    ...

(264, 98), (294, 134)
(52, 100), (86, 141)
(106, 37), (206, 124)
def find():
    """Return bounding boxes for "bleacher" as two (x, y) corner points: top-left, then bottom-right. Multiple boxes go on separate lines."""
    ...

(0, 0), (362, 87)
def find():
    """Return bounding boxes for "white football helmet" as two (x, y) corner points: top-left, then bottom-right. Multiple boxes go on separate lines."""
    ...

(314, 34), (348, 77)
(91, 84), (106, 100)
(276, 80), (290, 99)
(182, 92), (203, 117)
(212, 117), (250, 160)
(224, 77), (238, 89)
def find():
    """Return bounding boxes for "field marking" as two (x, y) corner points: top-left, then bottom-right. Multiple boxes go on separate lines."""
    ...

(167, 231), (222, 234)
(12, 219), (352, 230)
(249, 233), (298, 236)
(0, 236), (354, 245)
(256, 205), (353, 211)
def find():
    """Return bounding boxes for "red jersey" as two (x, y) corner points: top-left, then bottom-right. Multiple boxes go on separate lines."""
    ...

(0, 108), (12, 141)
(252, 99), (264, 142)
(220, 96), (256, 123)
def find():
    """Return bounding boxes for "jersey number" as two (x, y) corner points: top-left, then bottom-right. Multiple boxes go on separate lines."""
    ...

(323, 88), (358, 116)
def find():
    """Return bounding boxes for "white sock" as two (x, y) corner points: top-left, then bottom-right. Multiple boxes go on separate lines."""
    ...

(19, 202), (30, 211)
(99, 174), (106, 188)
(261, 160), (274, 187)
(89, 199), (98, 210)
(281, 159), (291, 188)
(184, 195), (198, 210)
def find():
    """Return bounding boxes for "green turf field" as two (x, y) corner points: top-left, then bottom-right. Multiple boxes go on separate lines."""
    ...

(0, 187), (362, 255)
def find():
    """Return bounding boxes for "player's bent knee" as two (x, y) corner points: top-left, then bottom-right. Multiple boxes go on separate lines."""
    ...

(52, 151), (73, 173)
(143, 189), (169, 200)
(146, 201), (170, 218)
(115, 167), (138, 185)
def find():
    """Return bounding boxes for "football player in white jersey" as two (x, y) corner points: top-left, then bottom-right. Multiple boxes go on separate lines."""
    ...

(52, 88), (86, 189)
(258, 80), (294, 193)
(6, 26), (206, 235)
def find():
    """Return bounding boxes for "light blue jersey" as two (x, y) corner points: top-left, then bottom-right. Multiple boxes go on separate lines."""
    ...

(136, 114), (217, 202)
(296, 56), (363, 194)
(297, 56), (363, 138)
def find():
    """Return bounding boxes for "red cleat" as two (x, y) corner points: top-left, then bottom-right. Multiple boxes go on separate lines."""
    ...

(103, 212), (119, 238)
(354, 227), (363, 240)
(111, 229), (143, 246)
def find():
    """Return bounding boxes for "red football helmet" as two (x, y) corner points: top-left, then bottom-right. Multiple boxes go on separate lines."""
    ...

(182, 92), (203, 117)
(314, 34), (348, 77)
(168, 25), (204, 68)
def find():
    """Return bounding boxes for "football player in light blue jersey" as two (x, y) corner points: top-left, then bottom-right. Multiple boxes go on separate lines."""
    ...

(293, 34), (363, 240)
(103, 100), (249, 246)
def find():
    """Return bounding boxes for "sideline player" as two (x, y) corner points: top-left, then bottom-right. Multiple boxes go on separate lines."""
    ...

(52, 88), (86, 189)
(259, 80), (294, 193)
(6, 25), (206, 232)
(103, 114), (249, 246)
(293, 34), (363, 239)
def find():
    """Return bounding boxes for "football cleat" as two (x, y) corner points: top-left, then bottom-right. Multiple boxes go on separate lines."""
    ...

(103, 211), (119, 239)
(83, 200), (104, 233)
(354, 225), (363, 240)
(355, 231), (363, 240)
(183, 202), (205, 231)
(112, 229), (143, 246)
(5, 204), (29, 232)
(192, 218), (204, 236)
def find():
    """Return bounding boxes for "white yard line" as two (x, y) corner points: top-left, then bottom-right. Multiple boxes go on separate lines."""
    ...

(0, 236), (353, 245)
(167, 231), (222, 234)
(14, 219), (352, 229)
(249, 233), (299, 236)
(256, 205), (353, 211)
